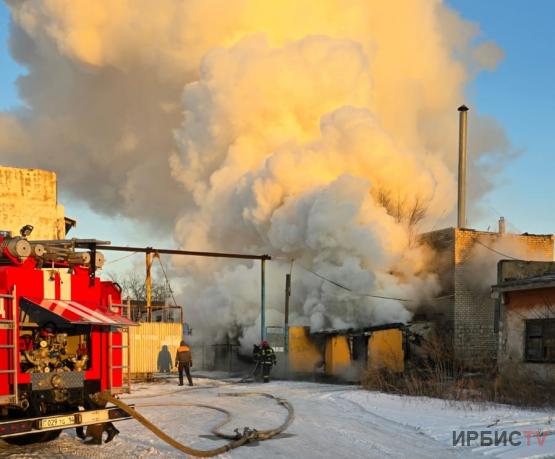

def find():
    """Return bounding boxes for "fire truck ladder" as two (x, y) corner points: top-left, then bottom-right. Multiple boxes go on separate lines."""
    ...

(108, 326), (131, 394)
(0, 286), (18, 405)
(107, 298), (132, 394)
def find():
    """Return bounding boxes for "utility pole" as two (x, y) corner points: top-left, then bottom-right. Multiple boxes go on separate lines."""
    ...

(284, 273), (291, 352)
(260, 258), (266, 341)
(145, 250), (152, 322)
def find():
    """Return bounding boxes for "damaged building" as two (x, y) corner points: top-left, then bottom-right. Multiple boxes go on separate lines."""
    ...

(273, 106), (555, 376)
(420, 225), (553, 364)
(205, 224), (555, 379)
(259, 322), (434, 381)
(272, 226), (553, 379)
(268, 226), (555, 380)
(492, 260), (555, 383)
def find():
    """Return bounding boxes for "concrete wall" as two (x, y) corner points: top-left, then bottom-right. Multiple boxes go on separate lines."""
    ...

(0, 166), (66, 240)
(421, 227), (554, 364)
(498, 287), (555, 382)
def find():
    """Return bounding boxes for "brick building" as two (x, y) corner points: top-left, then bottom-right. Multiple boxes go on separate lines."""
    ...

(492, 260), (555, 382)
(0, 165), (74, 239)
(420, 227), (554, 363)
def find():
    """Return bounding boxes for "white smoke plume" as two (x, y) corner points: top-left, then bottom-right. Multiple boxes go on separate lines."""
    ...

(0, 0), (511, 348)
(461, 235), (553, 293)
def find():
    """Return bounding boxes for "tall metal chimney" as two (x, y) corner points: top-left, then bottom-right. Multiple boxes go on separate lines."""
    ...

(498, 216), (506, 234)
(457, 105), (469, 228)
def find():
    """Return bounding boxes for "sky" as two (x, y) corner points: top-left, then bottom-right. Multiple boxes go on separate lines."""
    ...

(446, 0), (555, 235)
(0, 2), (19, 110)
(0, 1), (171, 274)
(0, 0), (554, 263)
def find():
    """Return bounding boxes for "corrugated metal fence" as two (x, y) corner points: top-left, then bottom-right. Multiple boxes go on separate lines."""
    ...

(129, 322), (183, 375)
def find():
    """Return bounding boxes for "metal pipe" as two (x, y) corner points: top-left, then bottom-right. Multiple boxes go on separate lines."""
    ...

(261, 258), (266, 341)
(96, 245), (271, 261)
(31, 239), (111, 247)
(457, 104), (469, 228)
(284, 273), (291, 352)
(92, 243), (271, 332)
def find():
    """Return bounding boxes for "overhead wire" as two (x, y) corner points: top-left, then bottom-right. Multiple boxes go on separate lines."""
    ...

(271, 256), (455, 303)
(426, 207), (448, 233)
(487, 205), (523, 234)
(112, 244), (463, 308)
(155, 253), (179, 308)
(97, 236), (525, 304)
(104, 251), (139, 265)
(269, 256), (412, 302)
(472, 238), (524, 261)
(294, 262), (412, 302)
(271, 227), (531, 303)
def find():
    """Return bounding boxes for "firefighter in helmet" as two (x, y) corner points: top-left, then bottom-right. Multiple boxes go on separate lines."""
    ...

(252, 343), (262, 380)
(259, 340), (276, 383)
(175, 340), (193, 386)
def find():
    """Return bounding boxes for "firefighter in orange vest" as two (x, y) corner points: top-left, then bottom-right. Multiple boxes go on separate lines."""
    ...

(175, 340), (193, 386)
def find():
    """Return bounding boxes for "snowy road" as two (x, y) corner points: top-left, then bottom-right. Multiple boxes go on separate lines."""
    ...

(1, 377), (553, 458)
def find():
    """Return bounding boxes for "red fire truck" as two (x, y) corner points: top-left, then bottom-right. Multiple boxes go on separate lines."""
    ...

(0, 228), (134, 444)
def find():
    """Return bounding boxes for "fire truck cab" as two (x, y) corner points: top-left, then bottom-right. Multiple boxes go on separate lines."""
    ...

(0, 230), (134, 444)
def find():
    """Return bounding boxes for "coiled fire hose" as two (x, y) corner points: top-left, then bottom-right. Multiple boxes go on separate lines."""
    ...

(96, 391), (294, 457)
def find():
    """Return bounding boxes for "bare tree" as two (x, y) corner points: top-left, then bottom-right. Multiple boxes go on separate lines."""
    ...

(374, 187), (430, 244)
(107, 270), (167, 303)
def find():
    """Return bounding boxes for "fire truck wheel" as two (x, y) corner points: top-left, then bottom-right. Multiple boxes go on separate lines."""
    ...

(3, 429), (62, 445)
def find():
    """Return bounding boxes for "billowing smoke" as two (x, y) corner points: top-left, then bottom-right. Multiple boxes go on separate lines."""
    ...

(0, 0), (512, 348)
(461, 236), (552, 292)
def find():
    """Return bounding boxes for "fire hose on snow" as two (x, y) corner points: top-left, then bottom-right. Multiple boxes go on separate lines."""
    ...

(96, 391), (294, 457)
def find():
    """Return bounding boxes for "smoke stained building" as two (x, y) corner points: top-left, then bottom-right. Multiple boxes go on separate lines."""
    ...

(420, 227), (554, 363)
(492, 260), (555, 383)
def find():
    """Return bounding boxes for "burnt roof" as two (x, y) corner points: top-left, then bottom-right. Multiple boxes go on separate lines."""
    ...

(311, 322), (405, 336)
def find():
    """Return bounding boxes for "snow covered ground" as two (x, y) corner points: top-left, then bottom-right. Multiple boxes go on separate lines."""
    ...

(1, 375), (553, 458)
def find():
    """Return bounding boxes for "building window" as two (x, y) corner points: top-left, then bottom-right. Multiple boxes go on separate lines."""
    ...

(525, 319), (555, 363)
